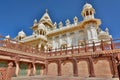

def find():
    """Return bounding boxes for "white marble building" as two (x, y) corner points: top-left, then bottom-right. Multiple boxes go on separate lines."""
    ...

(13, 3), (112, 51)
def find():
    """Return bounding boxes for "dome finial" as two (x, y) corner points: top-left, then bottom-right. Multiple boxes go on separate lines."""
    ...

(46, 9), (48, 13)
(34, 19), (37, 23)
(83, 2), (92, 9)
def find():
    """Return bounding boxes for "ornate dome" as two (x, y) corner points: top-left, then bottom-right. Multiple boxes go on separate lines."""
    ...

(83, 3), (92, 9)
(18, 30), (26, 37)
(5, 35), (10, 39)
(38, 23), (46, 30)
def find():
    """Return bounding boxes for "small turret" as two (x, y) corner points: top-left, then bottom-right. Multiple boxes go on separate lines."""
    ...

(37, 23), (46, 35)
(5, 35), (10, 39)
(33, 19), (37, 26)
(105, 27), (109, 35)
(74, 16), (78, 25)
(81, 3), (95, 20)
(17, 30), (26, 40)
(66, 19), (70, 26)
(59, 21), (63, 29)
(53, 22), (57, 29)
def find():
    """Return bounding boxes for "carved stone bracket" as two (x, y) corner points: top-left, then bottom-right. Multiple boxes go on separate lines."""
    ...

(13, 55), (20, 62)
(31, 57), (36, 63)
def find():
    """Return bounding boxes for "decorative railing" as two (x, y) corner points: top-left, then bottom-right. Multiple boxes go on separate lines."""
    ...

(0, 35), (120, 57)
(45, 38), (120, 57)
(0, 36), (45, 56)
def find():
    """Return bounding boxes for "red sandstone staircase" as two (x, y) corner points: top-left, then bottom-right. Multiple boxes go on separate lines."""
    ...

(12, 76), (119, 80)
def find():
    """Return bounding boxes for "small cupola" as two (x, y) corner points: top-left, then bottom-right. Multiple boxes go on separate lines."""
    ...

(17, 30), (26, 40)
(81, 3), (95, 20)
(37, 23), (46, 35)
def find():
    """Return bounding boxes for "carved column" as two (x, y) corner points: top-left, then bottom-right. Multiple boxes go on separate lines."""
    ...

(110, 38), (114, 50)
(111, 56), (118, 78)
(15, 61), (19, 76)
(58, 59), (61, 76)
(66, 46), (68, 54)
(85, 41), (87, 52)
(93, 41), (96, 52)
(44, 60), (48, 75)
(40, 65), (44, 76)
(5, 62), (13, 80)
(101, 40), (104, 51)
(73, 58), (78, 76)
(27, 63), (32, 76)
(88, 57), (95, 77)
(72, 46), (74, 54)
(32, 63), (36, 76)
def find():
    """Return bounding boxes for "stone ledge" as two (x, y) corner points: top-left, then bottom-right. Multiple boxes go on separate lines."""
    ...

(12, 76), (119, 80)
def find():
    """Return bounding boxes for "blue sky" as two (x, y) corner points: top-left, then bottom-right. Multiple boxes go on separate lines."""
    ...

(0, 0), (120, 38)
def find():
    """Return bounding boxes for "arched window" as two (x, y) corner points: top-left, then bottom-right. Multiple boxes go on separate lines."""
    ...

(43, 31), (44, 35)
(90, 11), (92, 15)
(86, 11), (89, 16)
(61, 40), (67, 49)
(61, 44), (67, 49)
(19, 36), (22, 40)
(40, 30), (42, 35)
(47, 46), (52, 51)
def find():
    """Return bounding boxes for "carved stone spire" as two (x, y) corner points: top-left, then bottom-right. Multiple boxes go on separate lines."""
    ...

(74, 16), (78, 25)
(66, 19), (70, 26)
(33, 19), (37, 26)
(59, 21), (63, 29)
(53, 22), (57, 29)
(46, 9), (48, 13)
(105, 27), (109, 35)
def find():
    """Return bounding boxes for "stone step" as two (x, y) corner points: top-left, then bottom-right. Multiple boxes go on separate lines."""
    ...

(12, 76), (119, 80)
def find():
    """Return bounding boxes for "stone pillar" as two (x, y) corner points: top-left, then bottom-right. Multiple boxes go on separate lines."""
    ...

(111, 56), (119, 78)
(66, 33), (71, 47)
(27, 63), (32, 76)
(88, 9), (90, 15)
(15, 61), (19, 76)
(40, 65), (44, 76)
(93, 41), (96, 52)
(111, 38), (114, 50)
(73, 58), (78, 76)
(5, 62), (13, 80)
(88, 57), (95, 77)
(32, 63), (36, 76)
(74, 31), (79, 46)
(52, 37), (55, 50)
(58, 59), (61, 76)
(59, 35), (62, 48)
(38, 43), (41, 51)
(44, 60), (48, 75)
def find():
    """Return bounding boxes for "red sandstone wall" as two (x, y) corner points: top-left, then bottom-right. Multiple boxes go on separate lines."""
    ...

(47, 59), (113, 77)
(47, 63), (58, 76)
(77, 61), (89, 77)
(94, 60), (113, 77)
(61, 61), (73, 76)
